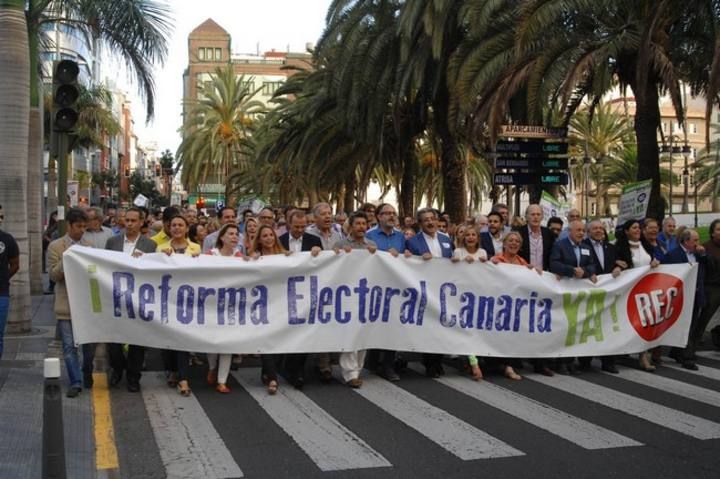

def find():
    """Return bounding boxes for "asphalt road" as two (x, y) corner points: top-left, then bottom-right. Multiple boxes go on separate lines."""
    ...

(104, 350), (720, 479)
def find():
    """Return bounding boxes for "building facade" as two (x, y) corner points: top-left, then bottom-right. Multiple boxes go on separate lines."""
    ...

(182, 18), (312, 206)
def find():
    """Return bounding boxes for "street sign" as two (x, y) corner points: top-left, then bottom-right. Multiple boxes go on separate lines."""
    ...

(495, 158), (569, 169)
(495, 140), (568, 155)
(494, 173), (569, 186)
(499, 125), (568, 139)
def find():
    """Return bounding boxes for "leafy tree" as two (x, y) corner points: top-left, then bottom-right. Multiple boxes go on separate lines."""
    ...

(177, 67), (264, 203)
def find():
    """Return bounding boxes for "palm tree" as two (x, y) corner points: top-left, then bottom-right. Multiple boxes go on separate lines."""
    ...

(177, 67), (265, 203)
(569, 102), (634, 216)
(0, 0), (32, 331)
(460, 0), (720, 220)
(1, 0), (172, 328)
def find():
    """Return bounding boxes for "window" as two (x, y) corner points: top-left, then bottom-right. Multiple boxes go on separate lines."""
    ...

(662, 122), (668, 133)
(198, 47), (205, 61)
(215, 48), (222, 61)
(262, 81), (284, 95)
(690, 122), (698, 134)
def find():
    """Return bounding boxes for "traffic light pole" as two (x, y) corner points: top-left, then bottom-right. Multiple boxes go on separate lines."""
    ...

(57, 133), (68, 236)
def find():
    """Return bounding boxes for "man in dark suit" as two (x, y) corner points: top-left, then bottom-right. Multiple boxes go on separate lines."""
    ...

(517, 204), (555, 271)
(662, 228), (708, 370)
(581, 220), (622, 373)
(405, 208), (453, 378)
(279, 210), (322, 388)
(550, 220), (597, 374)
(480, 211), (504, 257)
(516, 204), (556, 376)
(105, 207), (158, 392)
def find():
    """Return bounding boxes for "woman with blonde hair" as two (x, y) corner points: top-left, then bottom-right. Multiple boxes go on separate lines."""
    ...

(205, 223), (243, 393)
(243, 216), (259, 253)
(247, 225), (288, 394)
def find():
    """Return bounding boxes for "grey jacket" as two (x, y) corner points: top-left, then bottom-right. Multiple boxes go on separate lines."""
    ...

(105, 234), (157, 254)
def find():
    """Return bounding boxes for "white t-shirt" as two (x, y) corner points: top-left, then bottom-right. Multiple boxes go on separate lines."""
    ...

(453, 247), (488, 261)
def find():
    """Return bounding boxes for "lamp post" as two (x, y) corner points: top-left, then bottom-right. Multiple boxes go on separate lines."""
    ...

(583, 141), (592, 221)
(693, 164), (699, 227)
(681, 144), (692, 213)
(661, 138), (681, 216)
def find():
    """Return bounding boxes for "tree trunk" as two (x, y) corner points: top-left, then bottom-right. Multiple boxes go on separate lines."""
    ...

(343, 174), (355, 213)
(632, 80), (664, 220)
(435, 91), (466, 223)
(398, 146), (416, 218)
(28, 105), (43, 294)
(0, 0), (31, 332)
(28, 29), (43, 295)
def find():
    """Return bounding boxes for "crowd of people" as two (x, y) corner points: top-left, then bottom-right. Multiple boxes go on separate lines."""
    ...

(15, 199), (720, 399)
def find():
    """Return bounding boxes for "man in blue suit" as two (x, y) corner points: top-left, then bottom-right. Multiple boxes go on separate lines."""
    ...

(550, 220), (597, 374)
(480, 211), (504, 257)
(662, 228), (708, 370)
(405, 207), (453, 377)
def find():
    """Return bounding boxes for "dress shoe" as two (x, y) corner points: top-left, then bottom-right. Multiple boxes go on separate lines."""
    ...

(601, 364), (619, 374)
(83, 372), (94, 389)
(567, 363), (581, 375)
(289, 376), (305, 390)
(554, 363), (569, 375)
(347, 378), (363, 388)
(66, 386), (82, 398)
(127, 382), (141, 393)
(682, 361), (699, 371)
(319, 369), (333, 383)
(534, 366), (554, 377)
(437, 364), (445, 376)
(578, 362), (594, 372)
(668, 349), (682, 363)
(380, 367), (400, 382)
(109, 370), (123, 387)
(425, 366), (440, 378)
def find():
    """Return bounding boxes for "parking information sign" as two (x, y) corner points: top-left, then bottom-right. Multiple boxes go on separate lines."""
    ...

(617, 180), (653, 224)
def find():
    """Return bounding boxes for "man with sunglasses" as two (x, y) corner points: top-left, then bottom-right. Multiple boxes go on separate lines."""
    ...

(0, 205), (20, 360)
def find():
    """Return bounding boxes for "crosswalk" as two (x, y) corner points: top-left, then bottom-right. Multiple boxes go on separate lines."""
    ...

(118, 356), (720, 478)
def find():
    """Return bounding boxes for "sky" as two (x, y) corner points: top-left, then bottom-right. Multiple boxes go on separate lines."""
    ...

(124, 0), (332, 156)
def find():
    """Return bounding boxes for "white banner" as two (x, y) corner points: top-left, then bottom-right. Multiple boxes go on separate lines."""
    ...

(63, 247), (697, 357)
(539, 191), (570, 224)
(67, 181), (79, 207)
(617, 179), (652, 224)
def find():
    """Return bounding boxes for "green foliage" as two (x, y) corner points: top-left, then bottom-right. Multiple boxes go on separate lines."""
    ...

(128, 171), (166, 207)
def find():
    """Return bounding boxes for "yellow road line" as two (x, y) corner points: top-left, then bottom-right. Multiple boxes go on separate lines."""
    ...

(92, 373), (119, 470)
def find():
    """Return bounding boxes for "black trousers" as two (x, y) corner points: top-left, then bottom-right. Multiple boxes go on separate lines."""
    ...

(690, 285), (720, 354)
(261, 354), (278, 382)
(108, 343), (145, 383)
(162, 350), (189, 381)
(283, 353), (306, 379)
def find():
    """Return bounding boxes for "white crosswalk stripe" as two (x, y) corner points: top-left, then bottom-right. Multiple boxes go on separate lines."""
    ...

(132, 361), (720, 475)
(230, 369), (391, 471)
(407, 363), (642, 450)
(607, 365), (720, 406)
(142, 373), (244, 479)
(527, 372), (720, 440)
(695, 351), (720, 361)
(334, 367), (525, 460)
(662, 357), (720, 381)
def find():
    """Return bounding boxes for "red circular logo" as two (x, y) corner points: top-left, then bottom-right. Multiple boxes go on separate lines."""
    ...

(626, 273), (684, 341)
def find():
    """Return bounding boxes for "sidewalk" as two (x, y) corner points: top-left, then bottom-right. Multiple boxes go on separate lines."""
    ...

(0, 294), (96, 479)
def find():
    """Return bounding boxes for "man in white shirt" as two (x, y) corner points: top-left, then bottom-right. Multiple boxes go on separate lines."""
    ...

(305, 202), (344, 250)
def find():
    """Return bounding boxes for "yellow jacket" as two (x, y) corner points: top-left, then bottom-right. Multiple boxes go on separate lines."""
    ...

(155, 239), (201, 256)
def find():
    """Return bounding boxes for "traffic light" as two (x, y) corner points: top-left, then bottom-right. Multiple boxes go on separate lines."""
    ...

(196, 197), (206, 209)
(155, 164), (161, 177)
(52, 60), (80, 132)
(124, 167), (130, 177)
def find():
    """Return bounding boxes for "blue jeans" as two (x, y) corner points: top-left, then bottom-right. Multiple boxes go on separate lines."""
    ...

(0, 296), (8, 360)
(56, 320), (82, 388)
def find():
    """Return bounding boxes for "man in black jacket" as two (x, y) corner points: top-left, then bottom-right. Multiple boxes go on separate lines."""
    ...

(279, 210), (322, 388)
(105, 207), (158, 392)
(516, 204), (556, 376)
(517, 204), (555, 272)
(581, 220), (622, 373)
